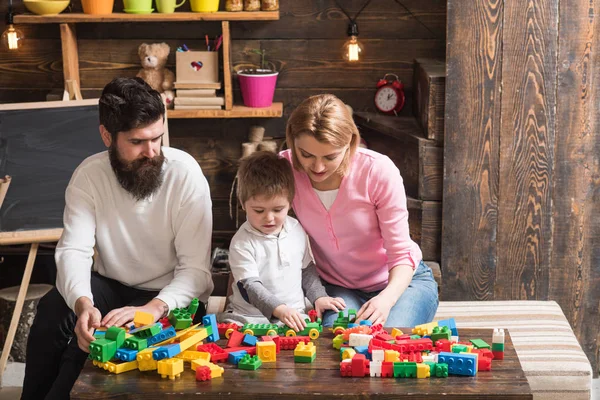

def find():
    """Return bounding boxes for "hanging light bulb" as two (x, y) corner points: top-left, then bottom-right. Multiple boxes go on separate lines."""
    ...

(2, 1), (23, 51)
(342, 22), (363, 62)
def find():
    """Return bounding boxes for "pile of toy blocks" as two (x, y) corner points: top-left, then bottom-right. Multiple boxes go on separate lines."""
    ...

(332, 309), (504, 378)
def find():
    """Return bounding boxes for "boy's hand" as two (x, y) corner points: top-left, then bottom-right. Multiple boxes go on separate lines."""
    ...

(74, 296), (101, 353)
(314, 296), (346, 318)
(273, 305), (307, 332)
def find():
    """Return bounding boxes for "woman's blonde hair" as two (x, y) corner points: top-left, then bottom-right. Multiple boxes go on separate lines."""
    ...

(286, 94), (360, 176)
(236, 151), (295, 205)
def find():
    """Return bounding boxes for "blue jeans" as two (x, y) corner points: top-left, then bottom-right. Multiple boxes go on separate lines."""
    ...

(321, 260), (439, 328)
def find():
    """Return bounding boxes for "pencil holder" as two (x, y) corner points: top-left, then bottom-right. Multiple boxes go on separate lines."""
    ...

(175, 51), (219, 84)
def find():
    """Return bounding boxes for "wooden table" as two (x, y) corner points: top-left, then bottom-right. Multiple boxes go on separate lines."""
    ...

(71, 328), (532, 399)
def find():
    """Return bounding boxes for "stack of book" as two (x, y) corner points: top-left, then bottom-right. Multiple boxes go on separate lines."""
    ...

(173, 82), (224, 110)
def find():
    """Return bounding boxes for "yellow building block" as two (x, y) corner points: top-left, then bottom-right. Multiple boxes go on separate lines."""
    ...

(384, 350), (400, 362)
(191, 358), (223, 379)
(133, 311), (155, 328)
(412, 321), (438, 336)
(157, 358), (184, 379)
(178, 328), (208, 351)
(294, 342), (316, 358)
(416, 363), (431, 378)
(342, 348), (356, 360)
(256, 341), (277, 362)
(137, 348), (158, 371)
(390, 328), (404, 338)
(191, 358), (210, 371)
(175, 350), (211, 363)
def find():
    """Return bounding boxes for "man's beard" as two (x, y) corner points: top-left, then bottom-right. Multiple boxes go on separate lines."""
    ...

(109, 144), (165, 201)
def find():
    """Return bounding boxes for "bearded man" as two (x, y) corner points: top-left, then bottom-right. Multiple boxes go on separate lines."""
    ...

(22, 77), (214, 400)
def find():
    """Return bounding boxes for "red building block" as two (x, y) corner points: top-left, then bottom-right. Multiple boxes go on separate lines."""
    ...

(381, 361), (394, 378)
(226, 330), (245, 348)
(340, 360), (352, 377)
(395, 338), (433, 353)
(196, 343), (228, 362)
(195, 365), (211, 381)
(272, 336), (281, 353)
(351, 354), (369, 377)
(472, 348), (495, 360)
(492, 350), (504, 360)
(308, 310), (318, 322)
(278, 336), (310, 350)
(158, 317), (171, 329)
(435, 339), (453, 353)
(224, 346), (256, 356)
(217, 322), (241, 337)
(374, 332), (394, 342)
(478, 356), (492, 371)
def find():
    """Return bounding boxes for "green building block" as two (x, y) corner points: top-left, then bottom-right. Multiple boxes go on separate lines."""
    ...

(168, 308), (192, 330)
(294, 354), (316, 363)
(105, 326), (126, 348)
(238, 354), (262, 370)
(132, 323), (161, 339)
(88, 338), (117, 362)
(332, 334), (345, 350)
(124, 336), (147, 351)
(410, 334), (422, 340)
(431, 326), (452, 342)
(492, 342), (505, 352)
(470, 338), (490, 349)
(187, 298), (199, 316)
(434, 363), (449, 377)
(452, 344), (469, 353)
(393, 362), (417, 378)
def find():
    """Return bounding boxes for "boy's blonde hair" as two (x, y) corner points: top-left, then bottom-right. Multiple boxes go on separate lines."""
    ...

(237, 151), (295, 205)
(286, 94), (360, 176)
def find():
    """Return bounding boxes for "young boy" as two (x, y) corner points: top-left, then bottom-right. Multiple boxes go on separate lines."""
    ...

(221, 151), (345, 331)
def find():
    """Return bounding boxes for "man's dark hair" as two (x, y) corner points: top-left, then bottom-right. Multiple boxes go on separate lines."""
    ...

(99, 77), (164, 140)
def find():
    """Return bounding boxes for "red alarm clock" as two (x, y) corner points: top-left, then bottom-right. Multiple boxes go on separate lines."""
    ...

(374, 73), (405, 115)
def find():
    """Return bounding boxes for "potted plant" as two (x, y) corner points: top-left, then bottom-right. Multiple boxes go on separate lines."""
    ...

(236, 49), (278, 108)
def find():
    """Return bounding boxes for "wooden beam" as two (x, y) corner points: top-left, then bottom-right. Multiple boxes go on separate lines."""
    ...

(60, 24), (82, 100)
(14, 11), (280, 23)
(0, 229), (63, 246)
(222, 21), (233, 111)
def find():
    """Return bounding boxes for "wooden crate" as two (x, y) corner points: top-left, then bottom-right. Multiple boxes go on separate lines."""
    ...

(354, 112), (443, 201)
(407, 197), (442, 262)
(413, 58), (446, 143)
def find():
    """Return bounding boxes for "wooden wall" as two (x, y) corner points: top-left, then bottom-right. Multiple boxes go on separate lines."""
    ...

(0, 0), (447, 242)
(445, 0), (600, 375)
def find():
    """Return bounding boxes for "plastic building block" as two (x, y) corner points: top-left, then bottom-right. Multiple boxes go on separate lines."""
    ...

(370, 361), (382, 377)
(478, 355), (492, 371)
(435, 339), (452, 353)
(372, 349), (385, 363)
(351, 354), (369, 377)
(238, 354), (262, 370)
(452, 344), (469, 353)
(152, 343), (181, 360)
(492, 350), (504, 360)
(187, 298), (199, 316)
(359, 320), (372, 326)
(103, 326), (126, 348)
(341, 348), (356, 360)
(202, 314), (220, 342)
(130, 322), (162, 339)
(158, 317), (171, 329)
(136, 348), (158, 371)
(332, 334), (345, 350)
(89, 339), (117, 363)
(412, 321), (438, 336)
(93, 329), (106, 339)
(133, 311), (154, 328)
(93, 359), (138, 374)
(294, 342), (316, 362)
(271, 336), (281, 353)
(381, 361), (394, 378)
(227, 330), (245, 348)
(242, 323), (280, 337)
(438, 352), (477, 376)
(395, 338), (434, 353)
(196, 365), (211, 381)
(390, 328), (404, 339)
(124, 335), (148, 351)
(206, 362), (224, 378)
(175, 350), (211, 363)
(242, 334), (258, 346)
(470, 338), (491, 349)
(256, 341), (276, 362)
(374, 331), (394, 342)
(168, 308), (193, 330)
(278, 336), (310, 350)
(393, 362), (417, 378)
(433, 363), (449, 378)
(147, 326), (176, 346)
(228, 350), (248, 365)
(308, 309), (318, 322)
(431, 326), (452, 342)
(437, 318), (458, 336)
(384, 350), (400, 362)
(349, 333), (372, 347)
(342, 325), (372, 341)
(157, 358), (184, 379)
(115, 347), (138, 362)
(178, 328), (209, 352)
(225, 346), (256, 356)
(340, 359), (352, 377)
(492, 328), (505, 344)
(416, 363), (431, 378)
(332, 308), (357, 334)
(217, 322), (242, 338)
(491, 342), (505, 352)
(197, 342), (228, 362)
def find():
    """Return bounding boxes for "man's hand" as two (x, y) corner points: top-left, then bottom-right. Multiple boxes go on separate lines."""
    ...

(355, 292), (396, 326)
(272, 305), (307, 332)
(313, 296), (346, 318)
(101, 298), (167, 328)
(74, 297), (102, 353)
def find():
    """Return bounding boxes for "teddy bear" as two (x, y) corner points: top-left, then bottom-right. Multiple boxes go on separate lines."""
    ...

(136, 42), (175, 107)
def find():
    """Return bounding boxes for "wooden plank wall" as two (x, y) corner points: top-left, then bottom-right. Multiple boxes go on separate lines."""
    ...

(0, 0), (447, 238)
(445, 0), (600, 375)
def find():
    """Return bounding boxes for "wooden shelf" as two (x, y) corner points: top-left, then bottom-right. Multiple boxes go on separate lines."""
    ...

(14, 11), (279, 23)
(168, 103), (283, 118)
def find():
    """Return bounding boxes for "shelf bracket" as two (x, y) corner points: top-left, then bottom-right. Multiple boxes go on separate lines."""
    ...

(60, 23), (82, 100)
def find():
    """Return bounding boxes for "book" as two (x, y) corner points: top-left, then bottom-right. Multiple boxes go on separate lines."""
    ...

(176, 89), (217, 97)
(173, 105), (223, 110)
(174, 82), (221, 90)
(174, 97), (225, 106)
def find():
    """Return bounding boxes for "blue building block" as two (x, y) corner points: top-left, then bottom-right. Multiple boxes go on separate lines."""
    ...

(242, 334), (258, 346)
(437, 352), (477, 376)
(152, 343), (181, 360)
(354, 345), (371, 360)
(347, 323), (358, 329)
(202, 314), (220, 342)
(228, 350), (248, 365)
(146, 326), (176, 346)
(359, 320), (372, 326)
(115, 348), (138, 362)
(437, 318), (458, 336)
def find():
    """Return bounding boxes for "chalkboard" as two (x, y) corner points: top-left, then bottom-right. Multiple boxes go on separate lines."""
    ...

(0, 99), (104, 240)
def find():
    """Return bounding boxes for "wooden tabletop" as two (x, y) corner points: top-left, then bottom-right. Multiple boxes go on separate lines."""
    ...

(71, 328), (532, 399)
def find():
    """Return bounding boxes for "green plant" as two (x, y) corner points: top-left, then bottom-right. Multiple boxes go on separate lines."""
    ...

(248, 49), (268, 70)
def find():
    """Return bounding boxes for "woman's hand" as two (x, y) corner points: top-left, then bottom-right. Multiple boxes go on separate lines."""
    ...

(273, 305), (307, 332)
(314, 296), (346, 318)
(355, 292), (396, 326)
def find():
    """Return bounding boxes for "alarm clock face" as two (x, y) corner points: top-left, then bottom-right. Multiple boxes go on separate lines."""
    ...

(375, 86), (398, 112)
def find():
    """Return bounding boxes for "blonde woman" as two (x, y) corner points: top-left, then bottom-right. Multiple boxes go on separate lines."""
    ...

(280, 94), (438, 328)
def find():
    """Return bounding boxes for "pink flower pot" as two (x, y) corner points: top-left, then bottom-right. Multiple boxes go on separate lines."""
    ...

(238, 70), (278, 108)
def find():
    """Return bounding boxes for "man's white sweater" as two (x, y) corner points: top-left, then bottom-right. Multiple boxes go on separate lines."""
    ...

(55, 147), (214, 312)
